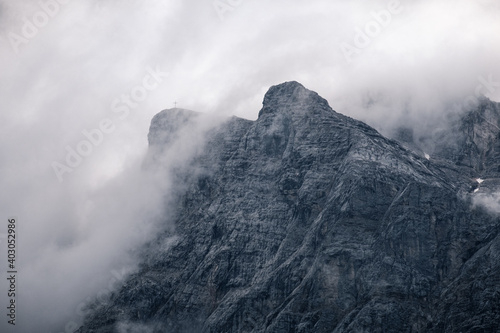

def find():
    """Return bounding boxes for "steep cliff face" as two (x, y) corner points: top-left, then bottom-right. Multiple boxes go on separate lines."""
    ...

(425, 98), (500, 180)
(78, 82), (500, 332)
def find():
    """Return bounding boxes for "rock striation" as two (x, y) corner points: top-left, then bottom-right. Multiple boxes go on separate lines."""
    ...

(78, 82), (500, 332)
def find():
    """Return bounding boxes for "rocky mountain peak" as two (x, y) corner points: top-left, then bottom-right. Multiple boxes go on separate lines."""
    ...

(259, 81), (331, 118)
(78, 82), (500, 333)
(147, 108), (199, 147)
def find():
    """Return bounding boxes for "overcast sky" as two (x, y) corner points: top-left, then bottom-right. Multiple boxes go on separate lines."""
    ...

(1, 0), (500, 331)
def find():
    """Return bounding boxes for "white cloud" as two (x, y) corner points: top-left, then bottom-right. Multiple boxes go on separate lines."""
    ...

(473, 192), (500, 215)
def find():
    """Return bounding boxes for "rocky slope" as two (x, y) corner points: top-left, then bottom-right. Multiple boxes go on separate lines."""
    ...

(78, 82), (500, 332)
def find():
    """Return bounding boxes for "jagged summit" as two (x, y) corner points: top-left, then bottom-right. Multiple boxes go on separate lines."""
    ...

(148, 108), (199, 147)
(262, 81), (307, 105)
(259, 81), (332, 118)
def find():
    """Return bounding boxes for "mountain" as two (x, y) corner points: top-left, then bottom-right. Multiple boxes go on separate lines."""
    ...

(77, 82), (500, 332)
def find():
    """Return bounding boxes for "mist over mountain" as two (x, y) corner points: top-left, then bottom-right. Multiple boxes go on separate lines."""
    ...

(77, 82), (500, 332)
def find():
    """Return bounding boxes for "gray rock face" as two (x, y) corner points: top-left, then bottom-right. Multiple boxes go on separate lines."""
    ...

(78, 82), (500, 332)
(437, 98), (500, 176)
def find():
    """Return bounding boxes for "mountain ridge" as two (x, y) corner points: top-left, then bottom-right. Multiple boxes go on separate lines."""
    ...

(78, 82), (500, 333)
